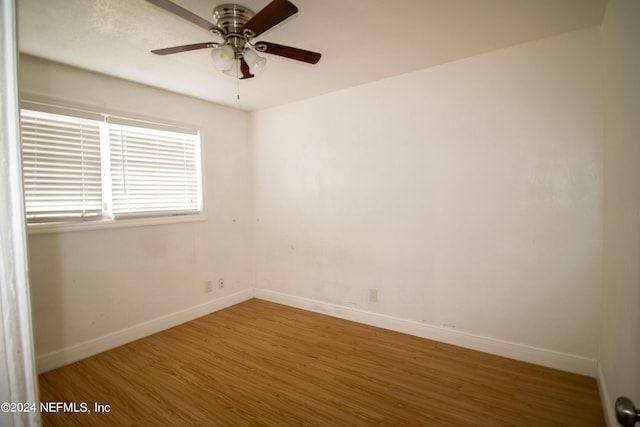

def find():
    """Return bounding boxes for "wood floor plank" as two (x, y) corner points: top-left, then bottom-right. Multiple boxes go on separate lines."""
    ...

(38, 298), (605, 426)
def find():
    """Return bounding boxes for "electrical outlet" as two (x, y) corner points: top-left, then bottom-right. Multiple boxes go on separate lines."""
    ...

(204, 280), (213, 293)
(369, 288), (378, 303)
(218, 278), (225, 289)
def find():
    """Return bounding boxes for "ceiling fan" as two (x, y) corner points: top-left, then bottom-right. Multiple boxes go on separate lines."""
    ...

(146, 0), (321, 80)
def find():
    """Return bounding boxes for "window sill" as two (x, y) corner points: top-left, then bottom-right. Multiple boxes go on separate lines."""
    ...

(26, 213), (207, 235)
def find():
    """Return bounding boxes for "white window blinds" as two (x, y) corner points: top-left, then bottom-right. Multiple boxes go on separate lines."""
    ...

(108, 121), (200, 217)
(19, 104), (202, 225)
(20, 109), (103, 223)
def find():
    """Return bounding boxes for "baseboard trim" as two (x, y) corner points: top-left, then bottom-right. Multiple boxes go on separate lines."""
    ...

(37, 287), (598, 378)
(597, 363), (615, 427)
(254, 288), (598, 377)
(36, 288), (254, 373)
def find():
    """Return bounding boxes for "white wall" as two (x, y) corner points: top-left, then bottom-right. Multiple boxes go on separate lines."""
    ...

(19, 55), (254, 368)
(252, 28), (603, 361)
(599, 0), (640, 424)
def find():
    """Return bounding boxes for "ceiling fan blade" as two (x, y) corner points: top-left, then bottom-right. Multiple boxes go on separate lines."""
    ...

(151, 42), (218, 56)
(146, 0), (223, 34)
(241, 0), (298, 38)
(258, 42), (321, 64)
(240, 58), (254, 79)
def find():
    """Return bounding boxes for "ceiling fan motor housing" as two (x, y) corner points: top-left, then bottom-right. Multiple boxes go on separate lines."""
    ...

(213, 4), (255, 57)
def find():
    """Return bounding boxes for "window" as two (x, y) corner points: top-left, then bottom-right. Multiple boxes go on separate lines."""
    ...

(109, 119), (200, 218)
(21, 109), (103, 223)
(19, 103), (202, 226)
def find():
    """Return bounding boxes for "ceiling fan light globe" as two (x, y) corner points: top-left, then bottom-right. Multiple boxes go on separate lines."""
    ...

(211, 45), (234, 71)
(251, 57), (266, 74)
(223, 59), (239, 78)
(243, 48), (267, 74)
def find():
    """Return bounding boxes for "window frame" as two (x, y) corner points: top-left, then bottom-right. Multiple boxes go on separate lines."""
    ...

(19, 100), (206, 234)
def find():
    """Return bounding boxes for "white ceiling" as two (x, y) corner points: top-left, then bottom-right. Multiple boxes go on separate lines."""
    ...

(18, 0), (606, 112)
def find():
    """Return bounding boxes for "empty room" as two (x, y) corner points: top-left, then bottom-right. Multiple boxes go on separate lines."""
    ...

(1, 0), (639, 426)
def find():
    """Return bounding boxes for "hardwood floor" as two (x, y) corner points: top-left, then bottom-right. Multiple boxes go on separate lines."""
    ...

(39, 298), (605, 426)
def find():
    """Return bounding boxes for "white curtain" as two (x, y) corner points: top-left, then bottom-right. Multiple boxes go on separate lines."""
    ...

(0, 0), (41, 425)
